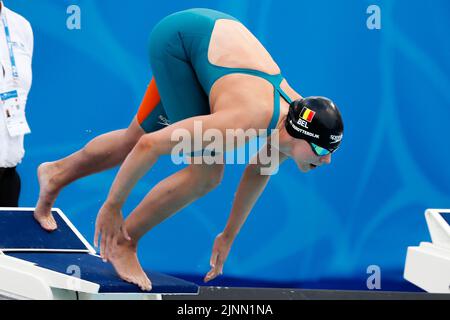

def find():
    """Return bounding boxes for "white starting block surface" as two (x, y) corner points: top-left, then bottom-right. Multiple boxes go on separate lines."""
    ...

(0, 208), (199, 300)
(404, 209), (450, 294)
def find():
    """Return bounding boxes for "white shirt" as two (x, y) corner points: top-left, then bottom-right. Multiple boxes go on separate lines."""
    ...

(0, 1), (33, 168)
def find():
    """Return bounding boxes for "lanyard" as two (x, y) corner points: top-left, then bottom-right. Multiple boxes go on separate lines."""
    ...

(1, 13), (19, 80)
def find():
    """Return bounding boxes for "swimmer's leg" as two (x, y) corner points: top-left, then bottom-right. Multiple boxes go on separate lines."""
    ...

(35, 78), (165, 231)
(108, 160), (224, 291)
(34, 117), (145, 231)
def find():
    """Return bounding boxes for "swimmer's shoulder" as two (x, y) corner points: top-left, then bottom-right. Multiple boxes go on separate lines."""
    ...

(211, 75), (301, 115)
(279, 78), (302, 101)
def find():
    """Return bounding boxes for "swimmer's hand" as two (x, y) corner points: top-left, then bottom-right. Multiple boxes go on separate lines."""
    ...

(94, 202), (131, 262)
(204, 232), (233, 283)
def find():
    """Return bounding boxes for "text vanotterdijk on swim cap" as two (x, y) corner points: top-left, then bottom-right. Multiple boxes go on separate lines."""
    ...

(289, 120), (319, 139)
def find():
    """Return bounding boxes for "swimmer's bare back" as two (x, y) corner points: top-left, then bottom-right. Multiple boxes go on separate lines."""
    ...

(208, 20), (301, 126)
(33, 19), (299, 233)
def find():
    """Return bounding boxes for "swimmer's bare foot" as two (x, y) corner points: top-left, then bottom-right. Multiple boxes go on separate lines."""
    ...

(34, 162), (61, 231)
(109, 239), (152, 291)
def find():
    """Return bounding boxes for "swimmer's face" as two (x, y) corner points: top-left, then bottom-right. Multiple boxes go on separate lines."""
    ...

(290, 139), (332, 172)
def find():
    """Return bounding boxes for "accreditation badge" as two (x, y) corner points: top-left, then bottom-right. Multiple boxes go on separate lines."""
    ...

(1, 89), (31, 137)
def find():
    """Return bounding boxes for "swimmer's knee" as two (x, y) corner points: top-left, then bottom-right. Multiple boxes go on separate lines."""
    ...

(196, 176), (221, 196)
(125, 118), (146, 146)
(206, 164), (224, 189)
(190, 164), (224, 195)
(124, 132), (144, 152)
(134, 134), (159, 154)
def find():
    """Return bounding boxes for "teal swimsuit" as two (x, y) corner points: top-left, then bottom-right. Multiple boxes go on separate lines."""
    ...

(141, 8), (293, 134)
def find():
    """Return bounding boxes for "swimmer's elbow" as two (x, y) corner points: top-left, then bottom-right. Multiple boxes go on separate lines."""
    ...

(246, 161), (280, 177)
(246, 163), (263, 176)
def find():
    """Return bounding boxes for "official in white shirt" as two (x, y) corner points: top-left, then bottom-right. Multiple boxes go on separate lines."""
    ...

(0, 1), (33, 206)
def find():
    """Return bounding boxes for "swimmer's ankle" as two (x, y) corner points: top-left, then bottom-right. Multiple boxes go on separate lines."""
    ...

(117, 236), (138, 251)
(44, 161), (70, 191)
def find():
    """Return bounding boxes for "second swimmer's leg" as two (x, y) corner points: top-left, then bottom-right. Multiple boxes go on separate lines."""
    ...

(108, 160), (224, 291)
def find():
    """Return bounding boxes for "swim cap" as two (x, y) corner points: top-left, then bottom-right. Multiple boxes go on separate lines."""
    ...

(285, 96), (344, 152)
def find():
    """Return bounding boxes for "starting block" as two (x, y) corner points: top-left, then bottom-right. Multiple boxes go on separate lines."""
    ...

(404, 209), (450, 293)
(0, 207), (199, 300)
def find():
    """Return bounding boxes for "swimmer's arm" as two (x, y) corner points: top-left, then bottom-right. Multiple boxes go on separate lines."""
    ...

(205, 146), (287, 282)
(222, 146), (289, 241)
(105, 110), (248, 207)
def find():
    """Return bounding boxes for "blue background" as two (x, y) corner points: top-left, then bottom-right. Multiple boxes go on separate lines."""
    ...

(7, 0), (450, 291)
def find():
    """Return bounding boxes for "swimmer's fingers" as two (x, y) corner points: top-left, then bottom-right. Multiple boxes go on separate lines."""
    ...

(105, 235), (112, 262)
(104, 221), (127, 261)
(94, 227), (100, 248)
(100, 231), (107, 261)
(103, 235), (111, 262)
(204, 253), (224, 283)
(96, 222), (108, 261)
(216, 255), (225, 275)
(121, 224), (131, 241)
(107, 233), (121, 261)
(100, 227), (112, 261)
(204, 266), (223, 282)
(104, 226), (118, 262)
(210, 250), (219, 268)
(96, 204), (125, 262)
(203, 269), (216, 283)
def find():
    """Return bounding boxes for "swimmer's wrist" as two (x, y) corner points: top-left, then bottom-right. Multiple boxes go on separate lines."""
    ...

(104, 197), (124, 210)
(222, 229), (237, 242)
